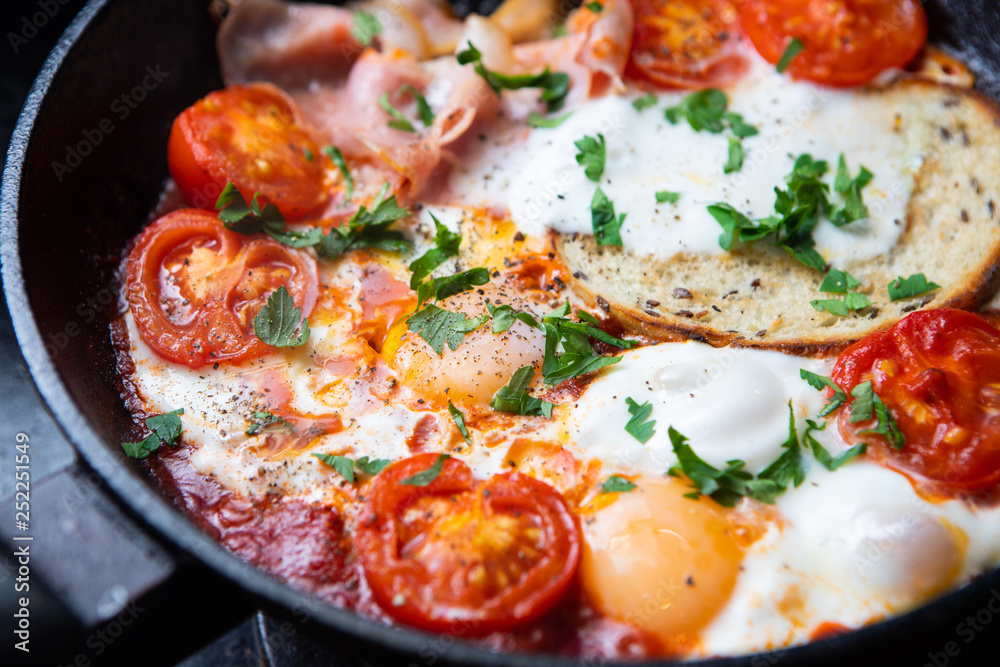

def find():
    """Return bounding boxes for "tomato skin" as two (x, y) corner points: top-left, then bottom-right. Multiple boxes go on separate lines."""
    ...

(625, 0), (749, 89)
(738, 0), (928, 87)
(127, 209), (318, 369)
(832, 309), (1000, 491)
(168, 83), (328, 219)
(356, 453), (581, 635)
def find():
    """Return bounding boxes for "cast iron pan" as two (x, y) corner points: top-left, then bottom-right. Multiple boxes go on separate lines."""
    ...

(4, 0), (1000, 665)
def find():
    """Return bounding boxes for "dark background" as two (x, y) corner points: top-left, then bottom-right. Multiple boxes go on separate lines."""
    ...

(2, 1), (1000, 666)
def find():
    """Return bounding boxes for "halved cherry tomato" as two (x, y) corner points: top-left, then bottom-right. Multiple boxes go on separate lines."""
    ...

(625, 0), (749, 89)
(356, 453), (581, 635)
(168, 83), (328, 219)
(127, 209), (318, 369)
(832, 309), (1000, 491)
(738, 0), (928, 87)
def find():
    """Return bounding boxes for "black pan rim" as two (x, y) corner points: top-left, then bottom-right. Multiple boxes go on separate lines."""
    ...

(2, 1), (999, 665)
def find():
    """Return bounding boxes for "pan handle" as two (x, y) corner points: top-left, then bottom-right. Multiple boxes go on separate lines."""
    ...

(0, 460), (254, 664)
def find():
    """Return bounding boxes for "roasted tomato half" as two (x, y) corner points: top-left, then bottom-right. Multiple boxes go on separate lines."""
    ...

(356, 453), (581, 635)
(832, 309), (1000, 491)
(168, 83), (328, 219)
(625, 0), (749, 89)
(738, 0), (928, 87)
(126, 208), (318, 369)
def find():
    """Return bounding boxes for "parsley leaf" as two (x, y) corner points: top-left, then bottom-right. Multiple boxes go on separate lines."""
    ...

(586, 1), (604, 12)
(859, 393), (906, 450)
(245, 411), (292, 436)
(624, 397), (656, 443)
(757, 403), (808, 489)
(490, 366), (554, 417)
(216, 182), (285, 235)
(800, 369), (847, 417)
(849, 380), (875, 423)
(415, 267), (491, 306)
(400, 84), (434, 126)
(665, 88), (729, 133)
(379, 91), (416, 132)
(656, 190), (680, 204)
(776, 37), (805, 73)
(887, 273), (941, 301)
(319, 183), (412, 259)
(668, 426), (782, 507)
(600, 475), (636, 493)
(253, 286), (310, 348)
(575, 134), (606, 182)
(724, 137), (744, 174)
(352, 11), (381, 47)
(539, 306), (634, 386)
(456, 42), (569, 111)
(527, 110), (573, 128)
(356, 456), (391, 475)
(830, 154), (874, 226)
(632, 92), (657, 111)
(121, 408), (184, 459)
(322, 145), (354, 202)
(448, 401), (472, 444)
(811, 292), (871, 316)
(819, 268), (861, 293)
(591, 187), (625, 246)
(406, 305), (488, 354)
(802, 419), (866, 470)
(312, 453), (356, 483)
(408, 214), (462, 289)
(400, 453), (451, 486)
(724, 112), (759, 139)
(487, 303), (540, 333)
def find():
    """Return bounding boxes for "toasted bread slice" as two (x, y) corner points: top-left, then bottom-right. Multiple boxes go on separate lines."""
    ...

(559, 79), (1000, 355)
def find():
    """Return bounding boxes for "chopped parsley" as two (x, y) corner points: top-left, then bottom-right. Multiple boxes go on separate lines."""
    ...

(632, 92), (657, 111)
(887, 273), (941, 301)
(121, 408), (184, 459)
(448, 401), (472, 444)
(575, 133), (606, 182)
(303, 147), (314, 162)
(655, 190), (680, 204)
(586, 1), (604, 13)
(457, 42), (570, 111)
(379, 91), (416, 133)
(850, 380), (905, 450)
(665, 89), (758, 173)
(810, 268), (871, 316)
(400, 84), (434, 126)
(600, 475), (636, 494)
(540, 303), (636, 386)
(319, 183), (412, 259)
(591, 187), (625, 246)
(352, 11), (381, 47)
(724, 137), (744, 174)
(668, 426), (783, 507)
(245, 411), (292, 436)
(253, 286), (310, 348)
(707, 153), (875, 271)
(216, 182), (285, 236)
(776, 37), (805, 74)
(799, 369), (847, 417)
(322, 145), (354, 202)
(400, 453), (451, 486)
(408, 214), (462, 289)
(624, 397), (656, 443)
(312, 453), (392, 483)
(527, 110), (573, 128)
(756, 403), (808, 491)
(406, 305), (488, 355)
(490, 366), (554, 418)
(415, 267), (491, 306)
(487, 303), (539, 333)
(802, 419), (867, 470)
(831, 155), (874, 226)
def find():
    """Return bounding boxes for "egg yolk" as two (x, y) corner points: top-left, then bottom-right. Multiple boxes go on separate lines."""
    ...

(382, 287), (545, 407)
(580, 477), (744, 654)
